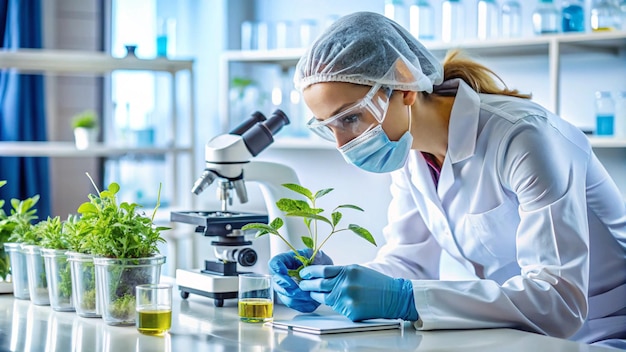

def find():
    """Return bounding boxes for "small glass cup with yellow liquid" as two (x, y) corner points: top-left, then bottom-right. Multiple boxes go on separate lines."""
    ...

(136, 284), (173, 336)
(238, 273), (274, 323)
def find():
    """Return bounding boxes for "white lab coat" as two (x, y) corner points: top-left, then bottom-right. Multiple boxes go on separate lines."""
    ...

(364, 79), (626, 345)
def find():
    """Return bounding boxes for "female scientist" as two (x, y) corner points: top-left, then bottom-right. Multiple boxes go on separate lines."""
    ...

(269, 11), (626, 349)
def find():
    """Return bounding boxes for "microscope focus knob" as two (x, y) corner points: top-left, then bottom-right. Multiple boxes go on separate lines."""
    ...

(238, 248), (258, 267)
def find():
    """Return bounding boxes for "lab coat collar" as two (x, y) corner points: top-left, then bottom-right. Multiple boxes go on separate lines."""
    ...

(442, 79), (480, 164)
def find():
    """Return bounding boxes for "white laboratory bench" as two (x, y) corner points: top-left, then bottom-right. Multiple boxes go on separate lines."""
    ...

(0, 285), (615, 352)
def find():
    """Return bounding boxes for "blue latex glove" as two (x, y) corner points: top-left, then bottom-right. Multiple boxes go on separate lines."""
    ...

(298, 264), (419, 322)
(268, 249), (333, 313)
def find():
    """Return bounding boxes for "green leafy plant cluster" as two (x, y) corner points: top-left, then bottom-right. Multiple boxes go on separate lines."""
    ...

(76, 176), (168, 259)
(6, 194), (40, 245)
(74, 174), (169, 320)
(242, 183), (376, 279)
(36, 216), (73, 299)
(0, 180), (10, 281)
(62, 214), (97, 311)
(36, 216), (65, 249)
(71, 110), (98, 129)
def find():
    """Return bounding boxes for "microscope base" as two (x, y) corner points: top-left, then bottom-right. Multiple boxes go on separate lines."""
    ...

(176, 269), (239, 307)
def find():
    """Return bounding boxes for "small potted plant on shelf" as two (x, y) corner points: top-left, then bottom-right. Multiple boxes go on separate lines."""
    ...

(3, 193), (40, 300)
(39, 215), (75, 311)
(71, 109), (99, 150)
(242, 183), (377, 280)
(78, 174), (169, 326)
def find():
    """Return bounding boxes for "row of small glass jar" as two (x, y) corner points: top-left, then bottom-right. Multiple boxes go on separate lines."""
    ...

(3, 243), (165, 326)
(385, 0), (626, 43)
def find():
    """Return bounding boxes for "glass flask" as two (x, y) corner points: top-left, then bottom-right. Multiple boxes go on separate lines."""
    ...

(477, 0), (499, 40)
(442, 0), (465, 42)
(590, 0), (621, 31)
(409, 0), (435, 41)
(501, 1), (523, 38)
(562, 0), (585, 32)
(532, 0), (560, 34)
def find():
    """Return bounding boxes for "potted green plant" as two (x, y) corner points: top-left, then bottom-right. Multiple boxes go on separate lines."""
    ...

(71, 109), (99, 149)
(39, 215), (75, 311)
(78, 175), (168, 326)
(0, 180), (11, 293)
(64, 214), (100, 317)
(3, 193), (40, 300)
(242, 184), (377, 280)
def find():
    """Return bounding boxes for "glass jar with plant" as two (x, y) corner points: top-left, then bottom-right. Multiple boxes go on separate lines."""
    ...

(71, 109), (99, 149)
(79, 175), (169, 326)
(39, 215), (75, 311)
(22, 215), (50, 306)
(242, 184), (377, 281)
(3, 193), (40, 300)
(64, 214), (100, 318)
(0, 180), (12, 293)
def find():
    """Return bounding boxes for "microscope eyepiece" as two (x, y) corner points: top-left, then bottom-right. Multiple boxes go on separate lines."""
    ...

(229, 111), (266, 135)
(241, 109), (290, 156)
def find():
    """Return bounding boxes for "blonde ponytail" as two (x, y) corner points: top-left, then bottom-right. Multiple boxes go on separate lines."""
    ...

(441, 49), (531, 99)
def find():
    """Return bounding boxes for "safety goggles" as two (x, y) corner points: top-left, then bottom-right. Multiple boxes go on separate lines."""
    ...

(306, 84), (392, 143)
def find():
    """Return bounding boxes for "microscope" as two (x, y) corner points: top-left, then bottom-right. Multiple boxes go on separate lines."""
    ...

(171, 110), (307, 306)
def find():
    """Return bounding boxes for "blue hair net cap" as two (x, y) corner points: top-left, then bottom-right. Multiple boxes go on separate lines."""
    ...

(294, 11), (444, 93)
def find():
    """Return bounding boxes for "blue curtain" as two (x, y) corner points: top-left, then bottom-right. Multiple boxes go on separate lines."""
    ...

(0, 0), (51, 219)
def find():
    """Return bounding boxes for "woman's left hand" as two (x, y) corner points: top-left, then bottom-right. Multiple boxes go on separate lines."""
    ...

(298, 264), (419, 321)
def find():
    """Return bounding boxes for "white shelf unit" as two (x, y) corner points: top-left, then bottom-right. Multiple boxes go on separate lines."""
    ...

(219, 31), (626, 149)
(0, 49), (196, 207)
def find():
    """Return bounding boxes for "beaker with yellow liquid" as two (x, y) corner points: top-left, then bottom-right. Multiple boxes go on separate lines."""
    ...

(238, 273), (274, 323)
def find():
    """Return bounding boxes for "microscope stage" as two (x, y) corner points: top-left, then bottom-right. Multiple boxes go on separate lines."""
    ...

(176, 269), (243, 307)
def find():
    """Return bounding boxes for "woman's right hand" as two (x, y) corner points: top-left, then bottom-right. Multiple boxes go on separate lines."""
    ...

(268, 249), (333, 312)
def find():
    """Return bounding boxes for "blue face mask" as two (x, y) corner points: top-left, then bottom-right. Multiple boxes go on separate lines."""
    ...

(338, 124), (413, 173)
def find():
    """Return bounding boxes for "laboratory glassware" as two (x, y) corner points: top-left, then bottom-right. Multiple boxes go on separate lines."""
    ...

(614, 91), (626, 137)
(385, 0), (410, 29)
(298, 19), (319, 48)
(595, 91), (615, 136)
(477, 0), (499, 40)
(590, 0), (621, 31)
(532, 0), (560, 34)
(442, 0), (465, 42)
(562, 0), (585, 32)
(409, 0), (436, 41)
(501, 1), (523, 38)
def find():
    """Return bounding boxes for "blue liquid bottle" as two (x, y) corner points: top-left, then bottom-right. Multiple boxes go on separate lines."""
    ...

(562, 0), (585, 32)
(595, 91), (615, 136)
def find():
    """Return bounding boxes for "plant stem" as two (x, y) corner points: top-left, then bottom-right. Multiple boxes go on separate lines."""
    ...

(274, 233), (300, 254)
(85, 172), (101, 196)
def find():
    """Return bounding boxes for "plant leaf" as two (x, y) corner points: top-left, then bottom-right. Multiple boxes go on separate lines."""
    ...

(348, 224), (377, 246)
(286, 211), (331, 226)
(276, 198), (310, 213)
(301, 236), (314, 249)
(241, 223), (278, 236)
(77, 202), (98, 214)
(331, 211), (342, 227)
(108, 182), (120, 194)
(313, 188), (334, 200)
(282, 183), (313, 201)
(336, 204), (364, 212)
(269, 217), (284, 230)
